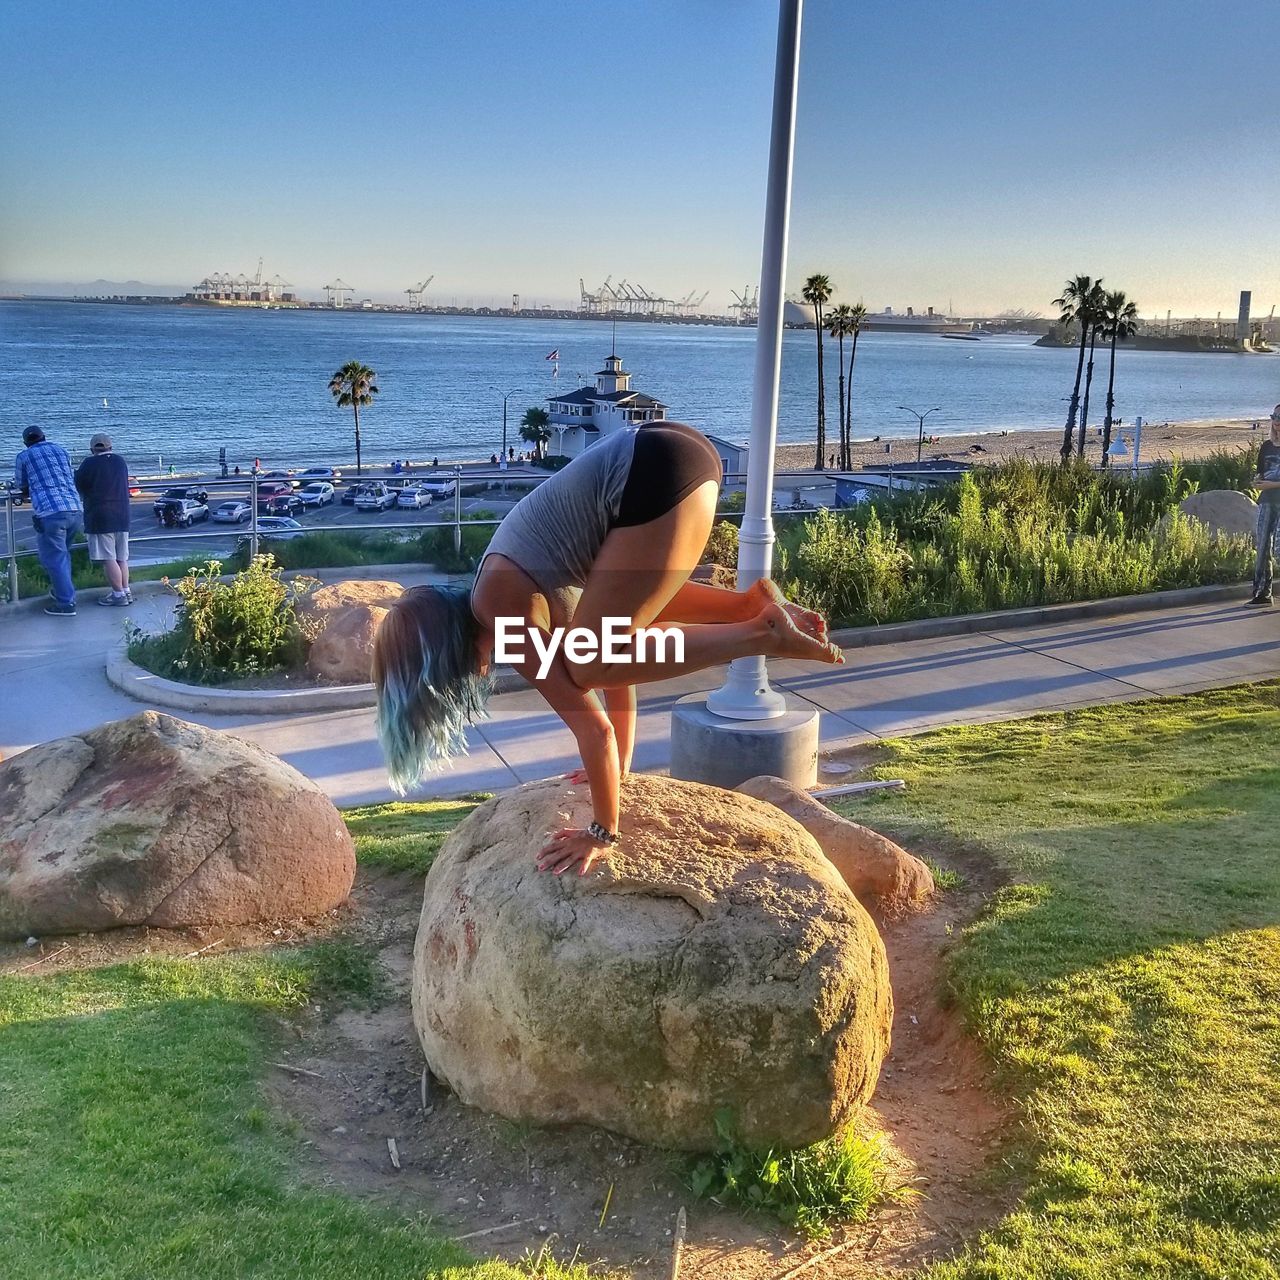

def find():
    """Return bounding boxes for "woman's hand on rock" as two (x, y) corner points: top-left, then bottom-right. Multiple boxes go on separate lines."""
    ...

(537, 827), (610, 876)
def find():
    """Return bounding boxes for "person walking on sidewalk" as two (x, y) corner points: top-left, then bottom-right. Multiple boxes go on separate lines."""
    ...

(1248, 406), (1280, 607)
(74, 432), (132, 606)
(13, 426), (83, 616)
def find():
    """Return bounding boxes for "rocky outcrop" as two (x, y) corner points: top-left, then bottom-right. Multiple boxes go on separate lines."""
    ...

(412, 775), (891, 1152)
(1177, 490), (1259, 541)
(736, 775), (934, 912)
(0, 712), (355, 938)
(298, 579), (405, 684)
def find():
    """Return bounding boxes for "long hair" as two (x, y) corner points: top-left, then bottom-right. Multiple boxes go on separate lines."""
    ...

(373, 585), (492, 793)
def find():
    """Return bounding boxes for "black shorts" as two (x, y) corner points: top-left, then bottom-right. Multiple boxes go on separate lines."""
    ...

(615, 424), (723, 528)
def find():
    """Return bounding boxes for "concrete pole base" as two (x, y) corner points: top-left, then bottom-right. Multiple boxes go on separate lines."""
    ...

(669, 693), (819, 791)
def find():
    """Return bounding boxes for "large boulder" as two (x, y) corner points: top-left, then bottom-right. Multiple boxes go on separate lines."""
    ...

(412, 775), (891, 1152)
(1178, 490), (1258, 540)
(298, 579), (404, 684)
(736, 775), (934, 912)
(0, 712), (355, 939)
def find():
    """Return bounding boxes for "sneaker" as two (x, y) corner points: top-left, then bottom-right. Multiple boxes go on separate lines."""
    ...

(1245, 595), (1273, 608)
(44, 602), (76, 616)
(124, 588), (134, 603)
(98, 592), (129, 607)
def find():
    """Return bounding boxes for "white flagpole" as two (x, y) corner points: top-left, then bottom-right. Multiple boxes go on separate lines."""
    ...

(705, 0), (802, 721)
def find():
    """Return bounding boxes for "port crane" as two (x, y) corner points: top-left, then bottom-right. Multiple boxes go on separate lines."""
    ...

(405, 276), (435, 309)
(730, 285), (759, 325)
(324, 279), (354, 308)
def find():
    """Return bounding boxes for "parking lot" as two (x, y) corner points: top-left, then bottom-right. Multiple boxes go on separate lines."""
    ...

(1, 464), (541, 567)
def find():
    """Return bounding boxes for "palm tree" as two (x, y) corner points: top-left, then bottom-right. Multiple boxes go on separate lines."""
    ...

(519, 406), (551, 461)
(843, 303), (867, 469)
(827, 305), (855, 471)
(328, 361), (379, 476)
(1053, 275), (1102, 463)
(1100, 289), (1140, 462)
(1076, 301), (1106, 458)
(802, 274), (833, 469)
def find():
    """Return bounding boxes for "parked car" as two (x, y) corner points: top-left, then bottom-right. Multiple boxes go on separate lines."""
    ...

(236, 516), (305, 547)
(396, 486), (433, 510)
(256, 481), (293, 501)
(152, 485), (208, 517)
(297, 466), (342, 482)
(354, 484), (397, 512)
(128, 475), (142, 497)
(265, 493), (304, 517)
(212, 500), (251, 523)
(155, 497), (210, 528)
(298, 481), (335, 507)
(341, 482), (372, 506)
(260, 470), (302, 489)
(419, 478), (456, 498)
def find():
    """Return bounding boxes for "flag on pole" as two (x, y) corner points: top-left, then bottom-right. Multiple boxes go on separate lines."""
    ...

(545, 349), (559, 361)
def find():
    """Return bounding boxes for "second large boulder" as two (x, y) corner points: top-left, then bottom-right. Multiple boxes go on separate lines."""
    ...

(0, 712), (355, 938)
(412, 775), (891, 1152)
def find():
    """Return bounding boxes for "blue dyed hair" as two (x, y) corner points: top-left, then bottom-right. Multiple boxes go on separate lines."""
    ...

(372, 585), (493, 793)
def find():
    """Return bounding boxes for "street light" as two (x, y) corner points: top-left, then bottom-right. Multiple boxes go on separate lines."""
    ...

(898, 405), (942, 465)
(499, 388), (520, 463)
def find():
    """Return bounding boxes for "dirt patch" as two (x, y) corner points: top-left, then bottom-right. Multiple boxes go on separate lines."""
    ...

(261, 858), (1013, 1279)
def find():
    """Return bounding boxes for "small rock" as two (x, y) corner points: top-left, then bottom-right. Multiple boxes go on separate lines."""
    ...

(24, 936), (38, 947)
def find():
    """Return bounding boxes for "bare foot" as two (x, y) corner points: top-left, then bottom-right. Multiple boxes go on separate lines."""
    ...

(747, 579), (830, 641)
(759, 603), (845, 664)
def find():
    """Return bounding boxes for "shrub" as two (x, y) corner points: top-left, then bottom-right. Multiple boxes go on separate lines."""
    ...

(688, 1111), (900, 1239)
(128, 556), (318, 685)
(701, 520), (739, 568)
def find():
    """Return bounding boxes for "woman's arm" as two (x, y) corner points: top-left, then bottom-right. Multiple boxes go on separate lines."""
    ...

(507, 629), (622, 876)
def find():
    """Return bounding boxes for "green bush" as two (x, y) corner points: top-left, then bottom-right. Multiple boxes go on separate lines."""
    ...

(128, 556), (318, 685)
(701, 520), (739, 568)
(778, 458), (1255, 628)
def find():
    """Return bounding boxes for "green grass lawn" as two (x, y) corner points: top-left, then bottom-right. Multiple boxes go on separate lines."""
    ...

(3, 685), (1278, 1277)
(843, 682), (1280, 1279)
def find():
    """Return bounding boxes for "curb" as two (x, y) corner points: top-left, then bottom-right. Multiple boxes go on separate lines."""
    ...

(106, 642), (379, 715)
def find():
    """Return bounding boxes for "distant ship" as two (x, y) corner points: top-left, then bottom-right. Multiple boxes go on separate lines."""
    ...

(783, 301), (964, 333)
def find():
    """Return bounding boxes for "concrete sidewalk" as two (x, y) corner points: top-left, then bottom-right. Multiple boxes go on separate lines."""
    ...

(1, 586), (1277, 807)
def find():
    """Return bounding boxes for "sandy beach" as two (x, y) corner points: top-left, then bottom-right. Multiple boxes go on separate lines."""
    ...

(772, 416), (1272, 472)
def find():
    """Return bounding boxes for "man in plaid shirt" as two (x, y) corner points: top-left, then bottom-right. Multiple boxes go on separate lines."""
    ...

(14, 426), (84, 615)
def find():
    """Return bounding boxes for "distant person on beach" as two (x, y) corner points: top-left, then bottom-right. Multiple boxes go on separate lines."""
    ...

(13, 426), (83, 616)
(74, 432), (132, 606)
(1247, 405), (1280, 607)
(372, 421), (841, 876)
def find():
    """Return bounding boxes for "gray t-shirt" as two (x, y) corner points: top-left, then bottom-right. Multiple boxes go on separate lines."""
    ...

(482, 430), (639, 594)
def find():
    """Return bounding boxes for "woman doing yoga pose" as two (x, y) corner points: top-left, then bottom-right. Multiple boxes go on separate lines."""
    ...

(373, 422), (842, 876)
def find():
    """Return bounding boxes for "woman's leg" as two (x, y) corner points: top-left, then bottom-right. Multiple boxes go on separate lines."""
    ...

(657, 578), (828, 638)
(565, 483), (841, 689)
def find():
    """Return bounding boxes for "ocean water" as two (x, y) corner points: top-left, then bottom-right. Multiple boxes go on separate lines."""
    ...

(2, 300), (1277, 473)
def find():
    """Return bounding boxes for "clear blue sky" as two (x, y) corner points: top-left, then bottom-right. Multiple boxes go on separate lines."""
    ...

(3, 0), (1277, 317)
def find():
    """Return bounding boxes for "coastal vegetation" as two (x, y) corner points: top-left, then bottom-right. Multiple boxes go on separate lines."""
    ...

(852, 682), (1280, 1278)
(800, 273), (833, 469)
(127, 556), (317, 685)
(1053, 276), (1141, 463)
(328, 360), (380, 476)
(827, 302), (867, 470)
(706, 453), (1257, 628)
(518, 406), (552, 461)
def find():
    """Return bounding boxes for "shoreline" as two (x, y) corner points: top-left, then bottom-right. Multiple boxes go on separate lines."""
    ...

(129, 416), (1269, 484)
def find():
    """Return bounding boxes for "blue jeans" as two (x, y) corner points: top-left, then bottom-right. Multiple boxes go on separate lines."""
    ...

(1254, 502), (1280, 601)
(34, 510), (83, 607)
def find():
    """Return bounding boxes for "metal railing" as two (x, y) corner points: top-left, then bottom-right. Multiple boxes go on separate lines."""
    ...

(1, 465), (835, 604)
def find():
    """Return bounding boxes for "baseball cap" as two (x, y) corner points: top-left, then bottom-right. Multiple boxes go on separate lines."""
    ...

(90, 432), (113, 451)
(22, 426), (45, 446)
